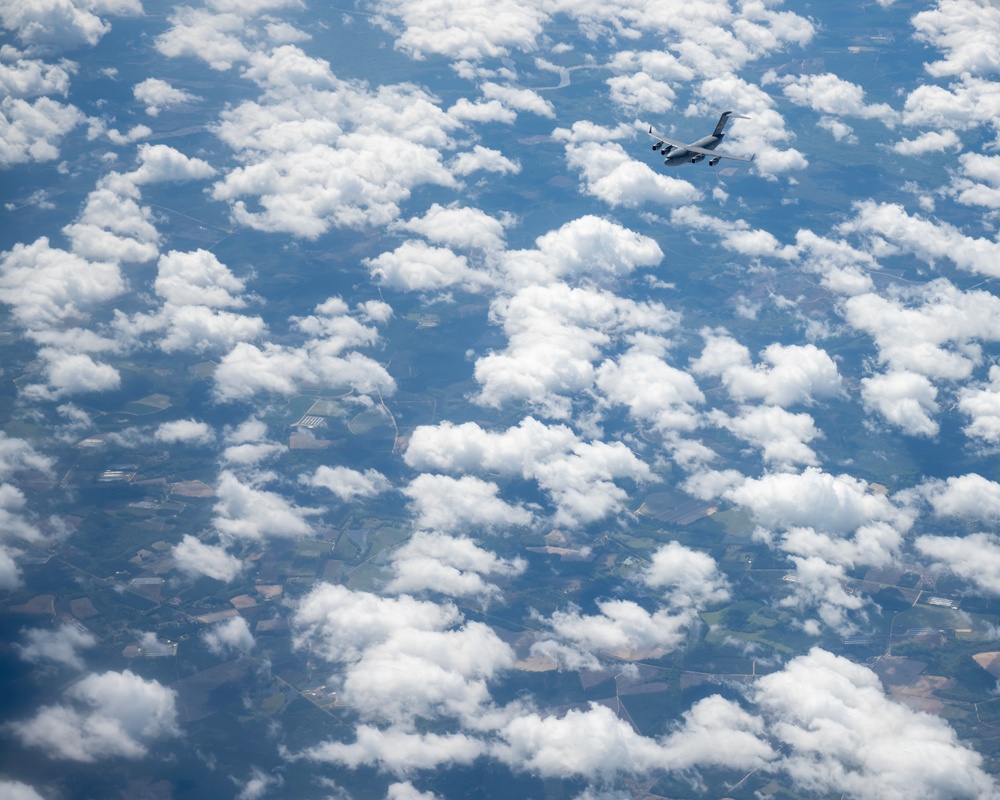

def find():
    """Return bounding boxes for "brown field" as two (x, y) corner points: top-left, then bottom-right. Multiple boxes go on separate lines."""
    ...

(8, 594), (55, 615)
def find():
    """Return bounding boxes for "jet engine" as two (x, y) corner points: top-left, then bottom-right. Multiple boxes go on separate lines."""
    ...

(652, 141), (664, 151)
(709, 157), (721, 166)
(691, 154), (706, 163)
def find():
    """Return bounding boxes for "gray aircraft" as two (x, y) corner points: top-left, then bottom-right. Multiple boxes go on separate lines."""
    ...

(649, 111), (755, 167)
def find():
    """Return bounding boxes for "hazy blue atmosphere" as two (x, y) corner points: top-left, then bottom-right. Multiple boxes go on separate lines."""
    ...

(3, 1), (1000, 798)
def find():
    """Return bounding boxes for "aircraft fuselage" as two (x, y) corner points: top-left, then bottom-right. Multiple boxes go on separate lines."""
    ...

(663, 134), (722, 167)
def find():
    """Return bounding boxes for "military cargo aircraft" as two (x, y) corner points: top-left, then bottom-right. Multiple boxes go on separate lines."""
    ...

(649, 111), (755, 167)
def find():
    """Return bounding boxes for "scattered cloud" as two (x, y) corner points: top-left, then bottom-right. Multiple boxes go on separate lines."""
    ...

(12, 670), (178, 762)
(133, 77), (201, 116)
(385, 531), (526, 600)
(203, 616), (256, 656)
(18, 623), (96, 670)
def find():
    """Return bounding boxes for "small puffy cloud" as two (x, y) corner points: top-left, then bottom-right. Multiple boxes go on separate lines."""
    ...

(234, 767), (282, 800)
(606, 50), (694, 114)
(292, 584), (461, 664)
(596, 339), (704, 434)
(0, 55), (74, 98)
(450, 144), (520, 176)
(133, 77), (201, 116)
(480, 82), (553, 118)
(861, 370), (939, 437)
(124, 144), (217, 186)
(901, 74), (1000, 138)
(843, 279), (1000, 381)
(386, 782), (437, 800)
(114, 247), (265, 353)
(385, 531), (526, 599)
(0, 96), (85, 165)
(911, 0), (1000, 78)
(301, 465), (391, 501)
(405, 417), (651, 527)
(367, 241), (494, 293)
(202, 616), (255, 656)
(155, 7), (251, 70)
(340, 622), (513, 724)
(12, 670), (178, 762)
(211, 297), (394, 403)
(105, 124), (151, 145)
(817, 116), (857, 144)
(61, 177), (160, 264)
(0, 781), (46, 800)
(393, 203), (509, 252)
(949, 152), (1000, 208)
(753, 648), (998, 799)
(795, 228), (878, 296)
(840, 202), (1000, 279)
(213, 470), (321, 541)
(292, 585), (512, 727)
(210, 46), (460, 238)
(154, 419), (215, 445)
(0, 544), (22, 591)
(541, 599), (699, 660)
(722, 467), (910, 537)
(643, 541), (730, 607)
(0, 489), (43, 588)
(29, 348), (121, 400)
(118, 303), (266, 355)
(0, 484), (45, 549)
(493, 699), (771, 781)
(116, 248), (262, 354)
(560, 136), (702, 209)
(403, 474), (534, 533)
(370, 0), (546, 61)
(692, 332), (842, 407)
(473, 283), (673, 418)
(697, 468), (910, 631)
(782, 555), (867, 633)
(917, 473), (1000, 520)
(18, 623), (96, 670)
(493, 704), (660, 780)
(780, 72), (897, 125)
(302, 725), (484, 775)
(0, 432), (53, 480)
(502, 214), (665, 286)
(917, 533), (1000, 595)
(265, 20), (310, 43)
(710, 405), (821, 466)
(172, 534), (244, 582)
(671, 205), (799, 260)
(959, 365), (1000, 442)
(893, 129), (961, 155)
(405, 416), (576, 475)
(0, 0), (140, 51)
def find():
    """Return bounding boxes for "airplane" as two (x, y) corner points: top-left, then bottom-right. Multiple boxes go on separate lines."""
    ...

(649, 111), (755, 167)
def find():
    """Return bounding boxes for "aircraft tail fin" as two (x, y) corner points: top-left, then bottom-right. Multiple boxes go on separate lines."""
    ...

(713, 111), (735, 137)
(712, 111), (749, 137)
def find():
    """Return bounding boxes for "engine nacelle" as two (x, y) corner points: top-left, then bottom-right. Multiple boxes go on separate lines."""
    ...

(709, 156), (721, 166)
(652, 141), (664, 151)
(691, 153), (706, 163)
(662, 144), (674, 155)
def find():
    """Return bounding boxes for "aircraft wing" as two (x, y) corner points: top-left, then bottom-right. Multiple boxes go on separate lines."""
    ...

(683, 143), (756, 163)
(647, 127), (689, 149)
